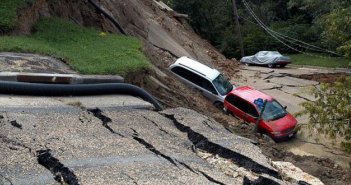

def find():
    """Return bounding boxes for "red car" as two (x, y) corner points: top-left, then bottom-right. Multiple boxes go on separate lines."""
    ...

(224, 86), (297, 140)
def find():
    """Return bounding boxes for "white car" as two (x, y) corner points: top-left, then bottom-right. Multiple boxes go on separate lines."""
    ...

(169, 56), (234, 107)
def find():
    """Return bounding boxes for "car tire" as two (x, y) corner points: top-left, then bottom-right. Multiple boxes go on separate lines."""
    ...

(245, 63), (251, 66)
(268, 64), (275, 68)
(214, 101), (224, 110)
(280, 64), (287, 68)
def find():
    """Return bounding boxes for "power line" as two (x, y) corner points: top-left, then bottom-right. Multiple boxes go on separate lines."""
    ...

(242, 0), (344, 58)
(239, 15), (331, 54)
(241, 0), (343, 58)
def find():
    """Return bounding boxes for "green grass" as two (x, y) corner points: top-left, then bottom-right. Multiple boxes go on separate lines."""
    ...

(0, 17), (150, 75)
(288, 53), (351, 68)
(0, 0), (34, 30)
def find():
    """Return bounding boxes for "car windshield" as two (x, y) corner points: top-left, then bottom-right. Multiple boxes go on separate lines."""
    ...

(212, 74), (233, 96)
(258, 100), (287, 121)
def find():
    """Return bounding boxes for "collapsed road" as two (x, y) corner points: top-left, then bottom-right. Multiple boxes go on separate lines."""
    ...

(0, 94), (321, 184)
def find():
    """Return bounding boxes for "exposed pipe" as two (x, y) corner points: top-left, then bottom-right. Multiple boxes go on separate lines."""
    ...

(88, 0), (127, 35)
(0, 81), (162, 111)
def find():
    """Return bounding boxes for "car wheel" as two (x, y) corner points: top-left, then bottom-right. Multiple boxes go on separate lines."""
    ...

(245, 63), (251, 66)
(214, 101), (224, 110)
(280, 64), (287, 68)
(268, 64), (275, 68)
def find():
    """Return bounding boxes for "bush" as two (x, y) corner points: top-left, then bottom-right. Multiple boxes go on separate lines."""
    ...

(0, 0), (34, 31)
(298, 77), (351, 153)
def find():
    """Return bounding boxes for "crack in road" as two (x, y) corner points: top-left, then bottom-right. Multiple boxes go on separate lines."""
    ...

(176, 159), (227, 185)
(0, 173), (13, 185)
(202, 120), (215, 130)
(163, 113), (281, 179)
(10, 120), (22, 129)
(176, 160), (198, 174)
(37, 149), (79, 185)
(87, 108), (125, 137)
(0, 134), (32, 153)
(243, 176), (280, 185)
(123, 173), (139, 185)
(260, 83), (314, 102)
(175, 158), (227, 185)
(140, 115), (171, 135)
(260, 86), (283, 91)
(198, 170), (226, 185)
(131, 128), (178, 167)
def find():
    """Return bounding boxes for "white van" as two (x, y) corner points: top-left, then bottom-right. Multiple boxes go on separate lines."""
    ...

(169, 56), (234, 107)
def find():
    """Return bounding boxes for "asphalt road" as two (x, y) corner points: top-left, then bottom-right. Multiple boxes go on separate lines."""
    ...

(0, 94), (286, 185)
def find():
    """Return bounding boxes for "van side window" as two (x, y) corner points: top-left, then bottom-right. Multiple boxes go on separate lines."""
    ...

(171, 66), (217, 94)
(201, 80), (217, 94)
(226, 95), (258, 117)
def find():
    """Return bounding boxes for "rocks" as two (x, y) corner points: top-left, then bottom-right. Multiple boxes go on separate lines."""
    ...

(272, 161), (324, 185)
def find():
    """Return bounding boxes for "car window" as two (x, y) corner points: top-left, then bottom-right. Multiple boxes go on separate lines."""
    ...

(212, 74), (233, 96)
(171, 66), (202, 85)
(171, 66), (216, 94)
(226, 94), (258, 117)
(258, 100), (287, 121)
(201, 80), (217, 94)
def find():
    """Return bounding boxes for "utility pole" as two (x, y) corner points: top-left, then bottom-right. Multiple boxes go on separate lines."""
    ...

(232, 0), (245, 57)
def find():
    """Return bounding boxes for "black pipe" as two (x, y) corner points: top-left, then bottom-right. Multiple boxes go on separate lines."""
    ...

(88, 0), (127, 35)
(0, 81), (162, 111)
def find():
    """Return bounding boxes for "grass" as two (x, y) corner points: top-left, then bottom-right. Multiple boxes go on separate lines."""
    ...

(0, 17), (150, 75)
(0, 0), (34, 30)
(288, 53), (351, 68)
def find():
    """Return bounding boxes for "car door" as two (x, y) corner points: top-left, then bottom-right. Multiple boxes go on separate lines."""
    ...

(225, 94), (246, 120)
(171, 66), (218, 102)
(226, 94), (259, 123)
(198, 78), (219, 101)
(170, 66), (196, 87)
(241, 102), (259, 123)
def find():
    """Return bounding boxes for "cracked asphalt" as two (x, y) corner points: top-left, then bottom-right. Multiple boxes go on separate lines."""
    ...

(235, 65), (351, 168)
(0, 95), (291, 184)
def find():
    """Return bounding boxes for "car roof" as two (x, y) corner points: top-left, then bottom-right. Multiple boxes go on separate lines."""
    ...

(170, 56), (220, 81)
(228, 86), (273, 104)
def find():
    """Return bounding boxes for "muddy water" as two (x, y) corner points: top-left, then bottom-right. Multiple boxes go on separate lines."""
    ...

(235, 66), (351, 169)
(279, 126), (351, 169)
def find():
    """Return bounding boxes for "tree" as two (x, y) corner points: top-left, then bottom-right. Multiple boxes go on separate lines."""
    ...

(168, 0), (350, 59)
(322, 8), (351, 58)
(298, 77), (351, 153)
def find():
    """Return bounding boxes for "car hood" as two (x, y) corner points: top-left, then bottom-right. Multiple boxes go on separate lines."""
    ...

(266, 113), (297, 132)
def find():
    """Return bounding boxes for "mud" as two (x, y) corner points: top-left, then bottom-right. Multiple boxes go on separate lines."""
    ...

(37, 149), (79, 185)
(290, 72), (349, 83)
(261, 140), (351, 185)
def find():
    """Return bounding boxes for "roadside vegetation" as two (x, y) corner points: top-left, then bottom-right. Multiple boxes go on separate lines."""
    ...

(0, 17), (150, 75)
(0, 0), (34, 31)
(288, 54), (351, 68)
(297, 77), (351, 153)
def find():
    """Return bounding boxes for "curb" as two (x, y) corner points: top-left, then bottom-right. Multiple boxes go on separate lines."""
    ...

(0, 72), (124, 84)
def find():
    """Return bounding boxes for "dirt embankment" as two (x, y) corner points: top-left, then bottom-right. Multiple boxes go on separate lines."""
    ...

(7, 0), (351, 184)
